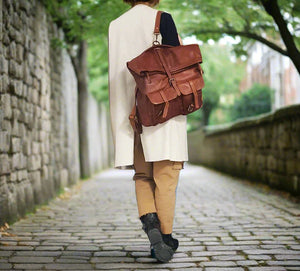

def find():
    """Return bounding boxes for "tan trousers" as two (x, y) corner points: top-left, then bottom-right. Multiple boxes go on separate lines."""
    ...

(133, 132), (183, 234)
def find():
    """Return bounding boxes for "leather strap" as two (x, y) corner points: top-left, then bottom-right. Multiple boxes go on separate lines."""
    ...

(169, 78), (182, 97)
(189, 80), (200, 109)
(129, 87), (142, 134)
(155, 49), (181, 96)
(154, 11), (163, 34)
(155, 49), (172, 78)
(198, 63), (204, 75)
(129, 11), (163, 133)
(159, 90), (170, 118)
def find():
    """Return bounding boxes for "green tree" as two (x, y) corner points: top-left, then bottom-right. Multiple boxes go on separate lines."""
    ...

(187, 43), (245, 130)
(161, 0), (300, 74)
(42, 0), (127, 102)
(230, 83), (272, 120)
(42, 0), (128, 177)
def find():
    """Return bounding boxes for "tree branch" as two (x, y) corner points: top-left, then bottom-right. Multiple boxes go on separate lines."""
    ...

(232, 4), (251, 31)
(195, 29), (288, 56)
(259, 0), (300, 73)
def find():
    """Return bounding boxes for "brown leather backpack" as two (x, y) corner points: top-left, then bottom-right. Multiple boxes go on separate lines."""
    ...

(127, 11), (204, 134)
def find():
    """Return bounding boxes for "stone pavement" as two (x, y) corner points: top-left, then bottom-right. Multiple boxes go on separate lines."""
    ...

(0, 164), (300, 271)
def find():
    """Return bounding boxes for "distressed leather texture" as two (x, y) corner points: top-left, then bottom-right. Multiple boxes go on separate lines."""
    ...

(127, 11), (204, 131)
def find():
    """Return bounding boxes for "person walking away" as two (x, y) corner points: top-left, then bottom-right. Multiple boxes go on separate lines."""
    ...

(108, 0), (188, 262)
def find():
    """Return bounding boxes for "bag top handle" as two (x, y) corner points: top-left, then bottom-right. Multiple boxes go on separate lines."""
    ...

(154, 11), (163, 35)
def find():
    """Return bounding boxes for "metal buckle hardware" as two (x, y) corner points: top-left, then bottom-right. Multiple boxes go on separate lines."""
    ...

(153, 34), (160, 46)
(169, 78), (175, 86)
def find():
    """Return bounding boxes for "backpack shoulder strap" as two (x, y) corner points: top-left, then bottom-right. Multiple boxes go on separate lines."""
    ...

(154, 11), (163, 35)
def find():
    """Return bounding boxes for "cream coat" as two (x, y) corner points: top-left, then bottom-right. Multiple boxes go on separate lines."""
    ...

(108, 4), (188, 168)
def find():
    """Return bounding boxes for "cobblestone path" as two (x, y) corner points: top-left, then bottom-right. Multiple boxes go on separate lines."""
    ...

(1, 164), (300, 271)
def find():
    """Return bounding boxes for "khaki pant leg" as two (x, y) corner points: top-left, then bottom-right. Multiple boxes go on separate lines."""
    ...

(133, 132), (156, 217)
(153, 160), (183, 234)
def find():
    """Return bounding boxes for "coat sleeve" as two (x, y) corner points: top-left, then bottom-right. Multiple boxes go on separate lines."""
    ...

(160, 12), (180, 46)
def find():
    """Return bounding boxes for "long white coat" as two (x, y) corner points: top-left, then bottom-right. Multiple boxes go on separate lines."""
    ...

(108, 4), (188, 168)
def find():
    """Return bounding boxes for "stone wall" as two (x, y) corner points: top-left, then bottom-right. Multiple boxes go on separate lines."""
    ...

(87, 95), (113, 173)
(0, 0), (112, 226)
(188, 104), (300, 196)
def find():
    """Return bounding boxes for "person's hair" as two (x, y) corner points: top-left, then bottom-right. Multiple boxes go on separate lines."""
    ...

(123, 0), (160, 7)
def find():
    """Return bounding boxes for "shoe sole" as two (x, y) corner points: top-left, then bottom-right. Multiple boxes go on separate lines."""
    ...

(147, 228), (174, 262)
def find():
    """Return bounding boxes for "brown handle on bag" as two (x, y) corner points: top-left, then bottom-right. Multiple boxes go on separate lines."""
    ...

(129, 87), (143, 134)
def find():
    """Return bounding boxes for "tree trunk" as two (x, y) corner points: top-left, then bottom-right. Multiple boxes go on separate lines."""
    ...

(260, 0), (300, 74)
(71, 40), (91, 179)
(202, 103), (212, 126)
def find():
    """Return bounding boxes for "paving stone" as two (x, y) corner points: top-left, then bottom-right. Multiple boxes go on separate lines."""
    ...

(205, 268), (244, 271)
(290, 245), (300, 250)
(0, 252), (13, 257)
(248, 255), (272, 260)
(208, 245), (259, 251)
(13, 263), (45, 269)
(267, 260), (300, 266)
(248, 267), (287, 271)
(135, 257), (157, 263)
(236, 260), (258, 266)
(0, 246), (33, 250)
(61, 251), (92, 256)
(8, 256), (54, 263)
(95, 262), (197, 269)
(94, 251), (127, 257)
(212, 255), (246, 261)
(192, 251), (238, 257)
(172, 252), (188, 258)
(55, 258), (90, 263)
(65, 245), (99, 251)
(260, 244), (287, 249)
(100, 245), (123, 250)
(90, 256), (135, 263)
(200, 260), (237, 267)
(1, 164), (300, 270)
(224, 241), (260, 245)
(44, 263), (94, 269)
(35, 246), (64, 251)
(0, 263), (13, 269)
(130, 251), (150, 257)
(14, 251), (62, 256)
(177, 246), (206, 252)
(275, 254), (300, 260)
(243, 249), (300, 255)
(171, 256), (209, 262)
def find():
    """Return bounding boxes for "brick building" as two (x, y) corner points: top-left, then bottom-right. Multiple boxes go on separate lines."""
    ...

(240, 42), (300, 110)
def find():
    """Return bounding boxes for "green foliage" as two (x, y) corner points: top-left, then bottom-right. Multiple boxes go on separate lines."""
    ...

(42, 0), (129, 102)
(230, 83), (272, 120)
(42, 0), (295, 108)
(187, 43), (245, 131)
(161, 0), (300, 56)
(87, 1), (128, 102)
(87, 37), (109, 104)
(42, 0), (127, 42)
(208, 107), (233, 126)
(50, 37), (68, 50)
